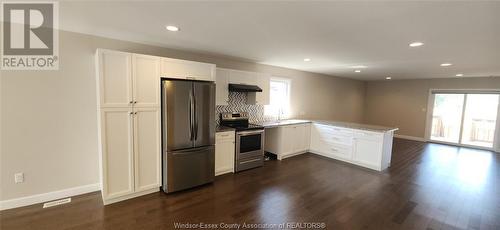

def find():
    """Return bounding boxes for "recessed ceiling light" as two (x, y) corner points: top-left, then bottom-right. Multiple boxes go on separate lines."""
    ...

(386, 77), (392, 80)
(303, 58), (311, 62)
(354, 70), (361, 73)
(456, 74), (464, 77)
(409, 42), (424, 47)
(350, 65), (367, 69)
(440, 63), (453, 67)
(165, 25), (180, 32)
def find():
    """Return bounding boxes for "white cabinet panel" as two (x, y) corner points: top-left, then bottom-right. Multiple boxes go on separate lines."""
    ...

(98, 50), (132, 108)
(298, 123), (311, 152)
(353, 137), (383, 169)
(100, 108), (134, 199)
(281, 126), (295, 157)
(216, 68), (229, 105)
(133, 107), (161, 192)
(215, 131), (235, 175)
(161, 58), (215, 81)
(132, 54), (160, 107)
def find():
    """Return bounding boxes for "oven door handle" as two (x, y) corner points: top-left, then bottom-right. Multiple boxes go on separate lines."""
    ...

(237, 129), (264, 136)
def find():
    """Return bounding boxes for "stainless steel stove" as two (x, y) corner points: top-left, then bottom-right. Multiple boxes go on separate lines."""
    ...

(220, 112), (265, 172)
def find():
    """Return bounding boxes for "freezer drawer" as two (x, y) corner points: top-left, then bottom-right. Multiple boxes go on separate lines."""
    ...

(163, 146), (215, 193)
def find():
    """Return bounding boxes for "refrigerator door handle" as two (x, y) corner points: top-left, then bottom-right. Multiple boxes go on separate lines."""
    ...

(189, 87), (194, 141)
(193, 85), (198, 141)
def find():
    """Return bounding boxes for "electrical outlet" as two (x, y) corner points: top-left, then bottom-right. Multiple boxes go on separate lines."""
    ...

(14, 173), (24, 183)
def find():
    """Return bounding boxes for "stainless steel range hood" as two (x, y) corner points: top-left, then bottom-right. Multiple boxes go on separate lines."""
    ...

(228, 84), (262, 92)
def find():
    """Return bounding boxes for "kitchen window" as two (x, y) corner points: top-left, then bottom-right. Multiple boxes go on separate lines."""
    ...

(265, 78), (291, 119)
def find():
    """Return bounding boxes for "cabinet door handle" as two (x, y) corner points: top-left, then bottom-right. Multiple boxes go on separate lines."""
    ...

(129, 101), (133, 104)
(133, 101), (137, 104)
(129, 112), (133, 115)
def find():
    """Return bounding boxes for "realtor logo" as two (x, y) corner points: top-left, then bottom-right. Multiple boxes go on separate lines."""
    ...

(1, 2), (59, 70)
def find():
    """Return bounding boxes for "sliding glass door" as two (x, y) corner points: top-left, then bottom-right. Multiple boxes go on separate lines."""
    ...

(430, 92), (499, 149)
(461, 94), (499, 147)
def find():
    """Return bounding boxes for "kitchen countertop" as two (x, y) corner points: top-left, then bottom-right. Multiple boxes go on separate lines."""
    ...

(253, 119), (398, 133)
(252, 119), (311, 128)
(313, 120), (398, 133)
(216, 126), (236, 133)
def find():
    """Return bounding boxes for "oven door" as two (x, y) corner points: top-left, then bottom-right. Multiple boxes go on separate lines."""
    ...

(236, 129), (264, 160)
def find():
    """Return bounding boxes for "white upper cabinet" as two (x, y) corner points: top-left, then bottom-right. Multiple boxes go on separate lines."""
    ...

(248, 72), (270, 105)
(160, 58), (215, 81)
(215, 68), (229, 105)
(132, 54), (160, 107)
(97, 50), (133, 108)
(133, 107), (161, 192)
(228, 69), (257, 85)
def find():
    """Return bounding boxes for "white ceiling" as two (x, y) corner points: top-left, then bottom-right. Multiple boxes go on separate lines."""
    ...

(59, 1), (500, 80)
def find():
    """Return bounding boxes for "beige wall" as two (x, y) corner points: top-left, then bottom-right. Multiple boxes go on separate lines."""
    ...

(364, 77), (500, 138)
(0, 31), (365, 201)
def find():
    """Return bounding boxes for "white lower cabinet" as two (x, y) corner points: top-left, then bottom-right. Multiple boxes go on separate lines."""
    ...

(310, 124), (353, 160)
(265, 123), (310, 160)
(351, 130), (384, 170)
(133, 107), (161, 192)
(100, 108), (134, 199)
(99, 107), (161, 204)
(215, 131), (235, 175)
(309, 123), (393, 171)
(352, 138), (383, 169)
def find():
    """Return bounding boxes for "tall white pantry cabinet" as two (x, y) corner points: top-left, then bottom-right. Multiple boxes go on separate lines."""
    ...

(96, 49), (161, 204)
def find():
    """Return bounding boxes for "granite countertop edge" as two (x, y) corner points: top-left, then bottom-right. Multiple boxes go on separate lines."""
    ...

(216, 126), (236, 133)
(253, 119), (398, 133)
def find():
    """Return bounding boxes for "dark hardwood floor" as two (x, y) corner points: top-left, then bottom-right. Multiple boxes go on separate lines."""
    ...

(1, 138), (499, 229)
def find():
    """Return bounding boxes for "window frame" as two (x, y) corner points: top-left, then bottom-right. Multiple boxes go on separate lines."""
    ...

(265, 77), (291, 118)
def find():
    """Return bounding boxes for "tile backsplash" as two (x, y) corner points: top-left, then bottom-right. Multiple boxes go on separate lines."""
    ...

(216, 92), (275, 124)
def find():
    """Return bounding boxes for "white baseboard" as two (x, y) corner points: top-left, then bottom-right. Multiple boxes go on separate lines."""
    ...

(102, 187), (159, 205)
(215, 167), (234, 176)
(277, 150), (307, 160)
(0, 183), (100, 211)
(394, 134), (427, 142)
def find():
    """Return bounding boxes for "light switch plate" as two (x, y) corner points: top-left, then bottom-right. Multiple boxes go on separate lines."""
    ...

(14, 173), (24, 183)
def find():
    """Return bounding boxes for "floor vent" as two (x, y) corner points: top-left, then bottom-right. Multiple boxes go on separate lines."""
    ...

(43, 198), (71, 208)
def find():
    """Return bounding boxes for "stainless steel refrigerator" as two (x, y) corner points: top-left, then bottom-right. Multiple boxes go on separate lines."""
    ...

(161, 80), (215, 193)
